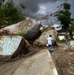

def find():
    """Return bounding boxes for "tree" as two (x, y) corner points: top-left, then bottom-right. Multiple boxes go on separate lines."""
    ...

(56, 3), (71, 30)
(0, 1), (26, 28)
(68, 21), (74, 39)
(55, 3), (74, 39)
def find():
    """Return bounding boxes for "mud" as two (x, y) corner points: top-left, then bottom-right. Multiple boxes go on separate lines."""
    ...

(51, 43), (74, 75)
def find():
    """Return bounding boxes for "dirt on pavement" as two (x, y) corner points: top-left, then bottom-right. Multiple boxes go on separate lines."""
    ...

(51, 43), (74, 75)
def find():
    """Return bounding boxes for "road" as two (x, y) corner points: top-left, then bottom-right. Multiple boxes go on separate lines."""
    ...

(0, 48), (58, 75)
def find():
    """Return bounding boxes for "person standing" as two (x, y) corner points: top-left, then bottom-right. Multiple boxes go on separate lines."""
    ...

(46, 35), (54, 52)
(64, 32), (69, 47)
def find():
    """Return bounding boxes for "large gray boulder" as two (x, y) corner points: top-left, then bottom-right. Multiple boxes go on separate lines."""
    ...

(33, 27), (57, 46)
(0, 18), (40, 39)
(0, 35), (29, 58)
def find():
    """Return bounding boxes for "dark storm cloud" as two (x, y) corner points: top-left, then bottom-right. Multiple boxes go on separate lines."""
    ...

(20, 0), (58, 14)
(69, 0), (74, 18)
(13, 0), (74, 16)
(19, 0), (74, 16)
(14, 0), (74, 24)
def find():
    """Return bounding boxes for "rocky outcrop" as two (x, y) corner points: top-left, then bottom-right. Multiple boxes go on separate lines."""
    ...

(33, 27), (57, 46)
(0, 18), (41, 39)
(0, 35), (29, 59)
(0, 18), (41, 59)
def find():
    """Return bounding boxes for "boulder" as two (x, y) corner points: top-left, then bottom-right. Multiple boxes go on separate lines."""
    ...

(25, 23), (41, 39)
(0, 35), (29, 59)
(0, 18), (40, 39)
(33, 27), (57, 46)
(69, 41), (74, 50)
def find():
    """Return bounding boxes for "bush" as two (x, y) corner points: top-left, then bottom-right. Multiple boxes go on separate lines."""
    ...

(0, 1), (26, 28)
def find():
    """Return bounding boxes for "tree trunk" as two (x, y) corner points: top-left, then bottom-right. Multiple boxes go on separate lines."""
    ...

(69, 30), (73, 39)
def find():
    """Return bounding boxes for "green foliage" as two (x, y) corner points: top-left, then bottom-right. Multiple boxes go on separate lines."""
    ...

(55, 3), (71, 30)
(20, 3), (26, 9)
(63, 3), (71, 10)
(0, 1), (26, 27)
(68, 21), (74, 31)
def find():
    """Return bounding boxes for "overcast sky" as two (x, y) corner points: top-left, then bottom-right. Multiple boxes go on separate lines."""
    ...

(13, 0), (74, 25)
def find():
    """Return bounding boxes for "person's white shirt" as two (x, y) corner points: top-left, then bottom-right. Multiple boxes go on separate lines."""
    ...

(47, 36), (53, 45)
